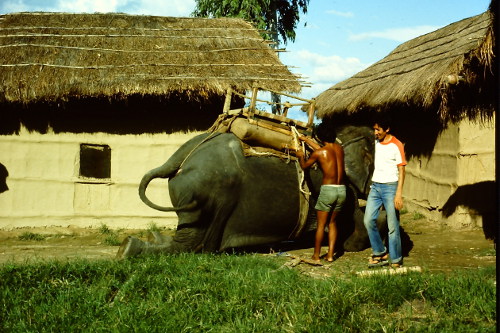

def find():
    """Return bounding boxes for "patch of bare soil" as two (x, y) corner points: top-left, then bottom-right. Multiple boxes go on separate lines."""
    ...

(0, 215), (496, 278)
(282, 215), (496, 278)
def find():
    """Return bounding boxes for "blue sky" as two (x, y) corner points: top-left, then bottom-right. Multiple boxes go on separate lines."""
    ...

(0, 0), (491, 114)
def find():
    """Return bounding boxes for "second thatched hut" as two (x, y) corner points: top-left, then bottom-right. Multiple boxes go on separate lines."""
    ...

(314, 9), (496, 239)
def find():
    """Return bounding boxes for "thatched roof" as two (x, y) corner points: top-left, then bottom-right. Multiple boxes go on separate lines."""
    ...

(0, 12), (302, 103)
(315, 11), (495, 121)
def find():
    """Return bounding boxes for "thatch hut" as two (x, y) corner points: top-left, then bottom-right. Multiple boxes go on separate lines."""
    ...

(314, 9), (496, 237)
(0, 12), (302, 229)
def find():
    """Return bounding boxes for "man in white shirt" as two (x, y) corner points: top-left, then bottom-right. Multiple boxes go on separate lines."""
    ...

(364, 115), (406, 268)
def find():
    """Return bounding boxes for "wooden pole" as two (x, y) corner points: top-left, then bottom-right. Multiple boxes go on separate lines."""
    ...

(223, 87), (233, 114)
(282, 101), (292, 117)
(266, 88), (314, 103)
(249, 87), (258, 114)
(307, 99), (316, 127)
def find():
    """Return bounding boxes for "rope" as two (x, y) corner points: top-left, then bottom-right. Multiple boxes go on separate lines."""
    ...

(232, 90), (310, 107)
(178, 131), (221, 170)
(0, 33), (264, 41)
(0, 43), (274, 54)
(290, 126), (310, 196)
(289, 156), (311, 239)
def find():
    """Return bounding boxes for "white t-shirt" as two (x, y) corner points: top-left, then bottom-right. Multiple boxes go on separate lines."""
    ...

(372, 136), (407, 183)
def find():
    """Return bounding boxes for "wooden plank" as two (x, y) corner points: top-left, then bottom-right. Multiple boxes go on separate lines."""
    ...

(356, 266), (423, 277)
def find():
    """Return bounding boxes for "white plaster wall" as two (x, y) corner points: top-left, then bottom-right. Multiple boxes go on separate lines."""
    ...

(405, 124), (460, 212)
(0, 127), (201, 229)
(404, 117), (495, 229)
(457, 119), (496, 185)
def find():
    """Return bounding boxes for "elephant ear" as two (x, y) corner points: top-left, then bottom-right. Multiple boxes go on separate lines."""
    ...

(338, 126), (374, 198)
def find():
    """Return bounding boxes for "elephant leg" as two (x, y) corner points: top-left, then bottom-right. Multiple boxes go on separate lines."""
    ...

(343, 206), (369, 252)
(116, 236), (149, 259)
(115, 226), (209, 259)
(147, 231), (173, 244)
(145, 227), (207, 253)
(343, 206), (388, 252)
(115, 235), (181, 259)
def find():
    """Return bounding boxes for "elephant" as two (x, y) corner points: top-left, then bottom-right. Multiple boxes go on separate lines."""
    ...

(116, 125), (386, 258)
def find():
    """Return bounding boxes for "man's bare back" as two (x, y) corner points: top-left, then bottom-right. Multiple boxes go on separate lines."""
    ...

(312, 143), (344, 185)
(296, 138), (344, 185)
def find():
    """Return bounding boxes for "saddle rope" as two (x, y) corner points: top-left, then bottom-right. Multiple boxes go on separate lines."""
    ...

(178, 131), (221, 171)
(290, 126), (311, 196)
(288, 126), (311, 239)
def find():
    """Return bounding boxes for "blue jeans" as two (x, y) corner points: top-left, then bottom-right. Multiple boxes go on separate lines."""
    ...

(363, 182), (402, 263)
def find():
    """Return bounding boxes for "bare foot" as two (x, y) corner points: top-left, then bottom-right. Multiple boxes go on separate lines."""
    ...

(302, 257), (323, 266)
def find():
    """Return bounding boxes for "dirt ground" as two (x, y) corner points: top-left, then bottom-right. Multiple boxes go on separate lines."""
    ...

(0, 214), (496, 277)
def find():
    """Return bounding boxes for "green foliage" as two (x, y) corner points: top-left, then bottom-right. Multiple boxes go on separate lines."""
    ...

(98, 223), (113, 235)
(0, 255), (495, 332)
(18, 232), (46, 241)
(97, 224), (122, 245)
(193, 0), (310, 45)
(412, 212), (426, 220)
(103, 234), (121, 246)
(147, 222), (164, 233)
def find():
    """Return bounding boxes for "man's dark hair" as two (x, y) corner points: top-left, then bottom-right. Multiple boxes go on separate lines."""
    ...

(0, 163), (7, 179)
(0, 163), (8, 194)
(373, 113), (392, 131)
(314, 122), (337, 143)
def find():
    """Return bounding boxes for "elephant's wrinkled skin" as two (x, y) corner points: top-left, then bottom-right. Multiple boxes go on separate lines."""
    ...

(117, 126), (385, 258)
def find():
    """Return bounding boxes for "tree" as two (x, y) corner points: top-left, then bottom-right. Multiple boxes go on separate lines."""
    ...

(192, 0), (309, 46)
(193, 0), (309, 114)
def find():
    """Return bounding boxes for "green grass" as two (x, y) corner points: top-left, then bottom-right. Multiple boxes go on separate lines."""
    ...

(18, 232), (47, 241)
(147, 222), (165, 232)
(103, 234), (121, 246)
(0, 254), (496, 332)
(412, 212), (426, 220)
(97, 224), (122, 246)
(98, 223), (113, 235)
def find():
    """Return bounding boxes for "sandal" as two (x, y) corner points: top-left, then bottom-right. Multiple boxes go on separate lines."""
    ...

(390, 262), (403, 268)
(368, 253), (389, 268)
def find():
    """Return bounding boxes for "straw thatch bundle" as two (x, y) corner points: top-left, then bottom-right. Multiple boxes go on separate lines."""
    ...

(315, 11), (496, 122)
(0, 12), (302, 103)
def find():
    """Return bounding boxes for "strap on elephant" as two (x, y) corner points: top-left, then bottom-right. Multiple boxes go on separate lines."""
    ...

(288, 160), (311, 239)
(176, 113), (246, 170)
(178, 131), (222, 170)
(288, 126), (311, 239)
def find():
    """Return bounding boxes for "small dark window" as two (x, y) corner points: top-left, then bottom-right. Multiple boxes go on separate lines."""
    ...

(79, 144), (111, 179)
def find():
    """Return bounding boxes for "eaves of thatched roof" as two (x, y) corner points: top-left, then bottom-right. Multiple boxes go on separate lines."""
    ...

(0, 12), (303, 103)
(315, 11), (495, 121)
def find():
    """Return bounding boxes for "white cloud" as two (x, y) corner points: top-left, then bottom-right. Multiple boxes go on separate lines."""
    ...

(56, 0), (120, 13)
(349, 25), (441, 42)
(0, 0), (196, 16)
(125, 0), (195, 17)
(326, 9), (353, 18)
(284, 50), (370, 99)
(1, 0), (36, 13)
(295, 50), (369, 83)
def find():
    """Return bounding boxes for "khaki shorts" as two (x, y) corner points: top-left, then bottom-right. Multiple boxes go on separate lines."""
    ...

(315, 185), (346, 212)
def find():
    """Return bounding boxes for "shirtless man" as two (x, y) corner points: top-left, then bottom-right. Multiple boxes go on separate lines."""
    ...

(295, 123), (346, 263)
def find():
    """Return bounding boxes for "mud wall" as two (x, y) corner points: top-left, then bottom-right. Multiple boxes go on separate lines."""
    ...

(404, 117), (495, 230)
(0, 128), (200, 229)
